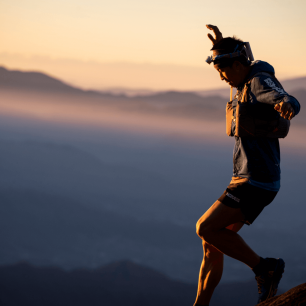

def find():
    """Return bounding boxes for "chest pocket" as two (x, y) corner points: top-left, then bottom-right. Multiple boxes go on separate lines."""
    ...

(225, 75), (290, 138)
(226, 91), (256, 137)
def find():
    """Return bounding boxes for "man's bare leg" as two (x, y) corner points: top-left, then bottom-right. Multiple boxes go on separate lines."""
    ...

(194, 222), (244, 306)
(196, 201), (260, 268)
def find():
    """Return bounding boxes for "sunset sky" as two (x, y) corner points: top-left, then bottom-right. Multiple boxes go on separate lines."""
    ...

(1, 0), (306, 91)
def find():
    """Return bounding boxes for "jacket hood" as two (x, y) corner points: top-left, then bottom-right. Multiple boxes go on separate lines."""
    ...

(248, 60), (275, 78)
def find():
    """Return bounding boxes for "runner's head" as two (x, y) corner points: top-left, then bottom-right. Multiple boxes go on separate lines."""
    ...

(208, 37), (252, 88)
(211, 37), (250, 68)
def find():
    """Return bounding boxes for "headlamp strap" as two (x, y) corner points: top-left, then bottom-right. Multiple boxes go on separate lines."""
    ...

(206, 41), (254, 65)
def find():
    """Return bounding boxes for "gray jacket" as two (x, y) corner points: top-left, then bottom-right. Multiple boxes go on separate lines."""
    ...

(231, 60), (300, 185)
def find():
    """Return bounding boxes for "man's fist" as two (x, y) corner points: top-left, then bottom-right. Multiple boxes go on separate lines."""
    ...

(274, 102), (295, 120)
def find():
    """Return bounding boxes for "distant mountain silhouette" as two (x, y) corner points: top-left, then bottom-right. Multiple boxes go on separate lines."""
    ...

(0, 66), (218, 100)
(280, 76), (306, 93)
(0, 261), (194, 306)
(0, 66), (84, 93)
(0, 66), (227, 120)
(1, 65), (305, 96)
(0, 66), (304, 122)
(0, 261), (262, 306)
(135, 90), (219, 106)
(0, 66), (110, 97)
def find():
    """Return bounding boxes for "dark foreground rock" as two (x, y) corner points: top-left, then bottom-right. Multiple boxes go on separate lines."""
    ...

(257, 283), (306, 306)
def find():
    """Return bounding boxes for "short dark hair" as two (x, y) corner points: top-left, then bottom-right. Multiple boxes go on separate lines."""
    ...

(212, 36), (250, 67)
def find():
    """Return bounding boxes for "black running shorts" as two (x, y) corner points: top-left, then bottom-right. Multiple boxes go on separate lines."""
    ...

(218, 177), (278, 225)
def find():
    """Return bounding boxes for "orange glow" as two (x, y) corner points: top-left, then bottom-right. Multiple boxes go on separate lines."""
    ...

(1, 1), (306, 90)
(0, 90), (227, 142)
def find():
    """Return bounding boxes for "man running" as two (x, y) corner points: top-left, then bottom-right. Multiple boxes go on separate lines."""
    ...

(194, 25), (301, 306)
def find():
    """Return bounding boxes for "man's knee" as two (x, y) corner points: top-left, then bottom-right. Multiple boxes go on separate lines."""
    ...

(202, 240), (223, 262)
(196, 219), (214, 243)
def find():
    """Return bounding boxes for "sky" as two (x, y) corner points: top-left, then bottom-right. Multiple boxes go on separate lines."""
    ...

(1, 0), (306, 91)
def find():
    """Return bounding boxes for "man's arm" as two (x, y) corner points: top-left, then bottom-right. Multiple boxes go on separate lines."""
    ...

(251, 75), (301, 120)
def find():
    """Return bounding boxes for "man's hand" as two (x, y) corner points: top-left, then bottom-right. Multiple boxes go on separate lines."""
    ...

(274, 102), (295, 120)
(206, 24), (223, 45)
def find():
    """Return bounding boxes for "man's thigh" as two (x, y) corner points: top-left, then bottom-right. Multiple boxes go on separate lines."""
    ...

(226, 221), (244, 232)
(197, 200), (246, 233)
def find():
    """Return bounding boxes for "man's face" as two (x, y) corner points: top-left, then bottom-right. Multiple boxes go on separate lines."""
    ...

(214, 63), (243, 88)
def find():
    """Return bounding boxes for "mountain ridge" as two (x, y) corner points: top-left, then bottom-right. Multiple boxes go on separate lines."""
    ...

(1, 65), (305, 99)
(3, 260), (302, 306)
(0, 260), (261, 306)
(0, 66), (116, 98)
(0, 65), (304, 124)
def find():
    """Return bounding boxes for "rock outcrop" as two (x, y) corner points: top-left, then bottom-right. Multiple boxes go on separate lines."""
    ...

(257, 283), (306, 306)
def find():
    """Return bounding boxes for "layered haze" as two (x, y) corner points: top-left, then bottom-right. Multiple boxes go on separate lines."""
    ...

(0, 67), (305, 298)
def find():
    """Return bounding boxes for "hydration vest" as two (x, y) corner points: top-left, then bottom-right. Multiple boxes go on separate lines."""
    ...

(226, 72), (290, 138)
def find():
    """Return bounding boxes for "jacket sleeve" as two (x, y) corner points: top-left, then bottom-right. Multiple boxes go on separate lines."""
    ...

(251, 75), (301, 117)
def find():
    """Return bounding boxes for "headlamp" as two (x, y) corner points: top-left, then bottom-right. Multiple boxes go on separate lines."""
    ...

(206, 42), (254, 65)
(206, 55), (214, 65)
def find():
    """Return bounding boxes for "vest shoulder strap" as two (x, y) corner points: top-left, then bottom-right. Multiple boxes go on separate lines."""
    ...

(240, 71), (274, 103)
(229, 71), (276, 102)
